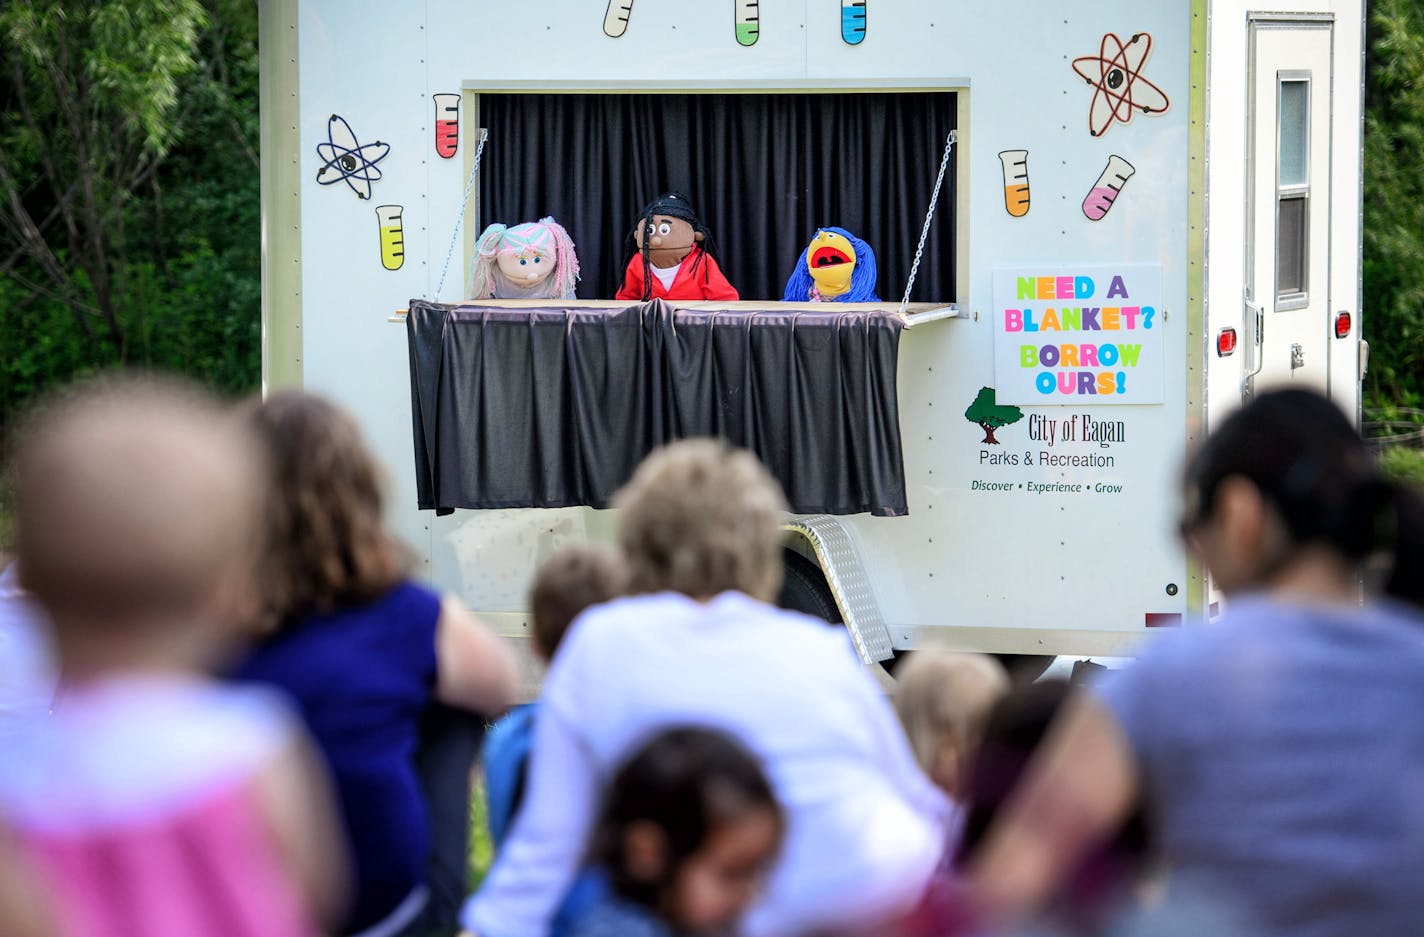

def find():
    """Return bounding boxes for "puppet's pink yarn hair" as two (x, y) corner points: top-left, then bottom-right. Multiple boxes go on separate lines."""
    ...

(538, 217), (581, 299)
(470, 222), (508, 299)
(469, 218), (579, 299)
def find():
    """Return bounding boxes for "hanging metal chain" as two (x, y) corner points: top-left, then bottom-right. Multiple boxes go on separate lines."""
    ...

(899, 129), (956, 315)
(434, 128), (489, 300)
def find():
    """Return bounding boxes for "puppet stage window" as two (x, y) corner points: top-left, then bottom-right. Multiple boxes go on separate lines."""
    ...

(473, 91), (958, 303)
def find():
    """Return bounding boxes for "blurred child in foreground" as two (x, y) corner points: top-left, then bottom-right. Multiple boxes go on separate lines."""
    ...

(894, 650), (1009, 807)
(484, 544), (629, 848)
(0, 375), (345, 937)
(573, 727), (784, 937)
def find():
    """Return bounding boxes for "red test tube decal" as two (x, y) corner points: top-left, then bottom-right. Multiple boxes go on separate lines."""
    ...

(434, 94), (460, 159)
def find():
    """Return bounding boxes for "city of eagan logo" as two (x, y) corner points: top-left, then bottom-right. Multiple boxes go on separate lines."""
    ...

(964, 386), (1024, 465)
(964, 386), (1023, 445)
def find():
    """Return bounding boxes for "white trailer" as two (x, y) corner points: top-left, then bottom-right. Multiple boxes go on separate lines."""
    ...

(259, 0), (1365, 669)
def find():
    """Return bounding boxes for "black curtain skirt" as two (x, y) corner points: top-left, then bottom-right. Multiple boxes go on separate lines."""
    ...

(407, 299), (909, 517)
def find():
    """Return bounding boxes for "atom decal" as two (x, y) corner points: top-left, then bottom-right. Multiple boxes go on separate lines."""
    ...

(1071, 32), (1170, 137)
(315, 114), (391, 200)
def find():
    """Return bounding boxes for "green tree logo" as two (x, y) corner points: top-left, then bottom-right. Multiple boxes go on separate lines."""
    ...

(964, 386), (1024, 445)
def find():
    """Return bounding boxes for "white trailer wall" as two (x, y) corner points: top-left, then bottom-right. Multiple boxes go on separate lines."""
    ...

(263, 0), (1362, 656)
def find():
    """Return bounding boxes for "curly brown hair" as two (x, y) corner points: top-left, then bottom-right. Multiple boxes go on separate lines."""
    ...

(245, 391), (408, 630)
(613, 440), (788, 602)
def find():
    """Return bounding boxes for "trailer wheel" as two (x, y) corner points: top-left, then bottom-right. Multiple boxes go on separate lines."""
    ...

(777, 549), (906, 675)
(995, 654), (1056, 683)
(777, 550), (842, 625)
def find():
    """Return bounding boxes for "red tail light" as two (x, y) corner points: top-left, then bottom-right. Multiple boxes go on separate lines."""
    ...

(1335, 310), (1351, 339)
(1216, 327), (1237, 356)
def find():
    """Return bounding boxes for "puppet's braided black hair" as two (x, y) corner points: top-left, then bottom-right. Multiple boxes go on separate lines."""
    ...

(627, 192), (720, 301)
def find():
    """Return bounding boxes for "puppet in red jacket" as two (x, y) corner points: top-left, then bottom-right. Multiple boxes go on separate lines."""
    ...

(615, 192), (740, 301)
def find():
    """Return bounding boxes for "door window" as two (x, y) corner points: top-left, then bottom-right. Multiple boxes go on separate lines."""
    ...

(1276, 76), (1310, 306)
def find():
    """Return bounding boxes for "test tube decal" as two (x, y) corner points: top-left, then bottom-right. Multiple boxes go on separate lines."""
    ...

(998, 150), (1030, 217)
(604, 0), (633, 37)
(734, 0), (760, 46)
(841, 0), (866, 44)
(433, 94), (460, 159)
(376, 205), (405, 271)
(1082, 155), (1135, 221)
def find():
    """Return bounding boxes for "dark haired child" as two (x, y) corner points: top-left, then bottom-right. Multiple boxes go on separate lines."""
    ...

(955, 680), (1151, 933)
(614, 192), (739, 302)
(574, 728), (784, 937)
(484, 545), (629, 848)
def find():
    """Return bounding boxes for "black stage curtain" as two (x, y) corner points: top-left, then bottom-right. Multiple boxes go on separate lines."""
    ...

(407, 299), (908, 517)
(477, 92), (956, 303)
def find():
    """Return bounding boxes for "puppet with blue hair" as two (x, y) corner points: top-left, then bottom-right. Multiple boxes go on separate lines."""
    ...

(782, 227), (879, 302)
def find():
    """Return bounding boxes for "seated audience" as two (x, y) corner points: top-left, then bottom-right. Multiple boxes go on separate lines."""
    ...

(463, 440), (951, 937)
(235, 391), (519, 937)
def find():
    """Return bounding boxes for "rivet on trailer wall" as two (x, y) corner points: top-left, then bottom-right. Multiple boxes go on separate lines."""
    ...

(1072, 32), (1170, 137)
(315, 114), (391, 201)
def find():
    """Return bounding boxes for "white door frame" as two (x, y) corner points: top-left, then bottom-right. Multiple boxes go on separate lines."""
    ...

(1243, 12), (1335, 399)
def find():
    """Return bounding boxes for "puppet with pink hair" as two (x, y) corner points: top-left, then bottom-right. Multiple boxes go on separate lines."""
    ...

(470, 217), (581, 299)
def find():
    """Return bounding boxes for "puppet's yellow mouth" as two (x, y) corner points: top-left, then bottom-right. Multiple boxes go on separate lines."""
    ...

(806, 231), (857, 297)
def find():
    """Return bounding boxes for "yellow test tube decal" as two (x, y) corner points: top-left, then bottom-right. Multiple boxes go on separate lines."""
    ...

(998, 150), (1030, 218)
(376, 205), (405, 271)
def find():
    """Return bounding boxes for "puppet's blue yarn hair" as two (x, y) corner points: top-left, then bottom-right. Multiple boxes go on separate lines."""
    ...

(781, 227), (879, 302)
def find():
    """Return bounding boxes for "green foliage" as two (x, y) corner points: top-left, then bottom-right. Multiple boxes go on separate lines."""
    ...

(468, 773), (493, 891)
(1364, 0), (1424, 408)
(0, 0), (260, 430)
(3, 1), (205, 157)
(1380, 446), (1424, 486)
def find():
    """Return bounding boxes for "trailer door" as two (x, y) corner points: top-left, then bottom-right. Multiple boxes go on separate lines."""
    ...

(1245, 17), (1333, 397)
